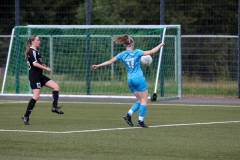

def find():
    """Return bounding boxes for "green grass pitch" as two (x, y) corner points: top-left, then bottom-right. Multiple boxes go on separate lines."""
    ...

(0, 98), (240, 160)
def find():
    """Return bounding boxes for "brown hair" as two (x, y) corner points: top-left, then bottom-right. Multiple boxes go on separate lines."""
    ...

(113, 34), (134, 46)
(24, 34), (37, 59)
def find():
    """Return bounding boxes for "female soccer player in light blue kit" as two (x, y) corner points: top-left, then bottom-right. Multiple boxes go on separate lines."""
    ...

(92, 34), (164, 128)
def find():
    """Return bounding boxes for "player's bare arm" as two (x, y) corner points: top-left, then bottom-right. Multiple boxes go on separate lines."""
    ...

(142, 43), (165, 56)
(33, 62), (51, 72)
(92, 57), (117, 69)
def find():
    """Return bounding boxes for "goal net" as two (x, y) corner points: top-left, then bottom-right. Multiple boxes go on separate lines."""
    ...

(1, 25), (181, 100)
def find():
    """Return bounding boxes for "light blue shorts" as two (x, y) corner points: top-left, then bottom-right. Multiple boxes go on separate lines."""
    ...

(128, 76), (148, 93)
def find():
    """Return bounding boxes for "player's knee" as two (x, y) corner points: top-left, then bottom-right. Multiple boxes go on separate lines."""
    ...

(54, 84), (60, 91)
(49, 82), (59, 91)
(140, 98), (148, 105)
(33, 95), (40, 100)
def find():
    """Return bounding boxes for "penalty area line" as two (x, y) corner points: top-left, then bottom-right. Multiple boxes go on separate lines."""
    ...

(0, 121), (240, 134)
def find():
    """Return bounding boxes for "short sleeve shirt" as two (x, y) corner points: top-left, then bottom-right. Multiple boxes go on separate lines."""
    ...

(115, 49), (144, 79)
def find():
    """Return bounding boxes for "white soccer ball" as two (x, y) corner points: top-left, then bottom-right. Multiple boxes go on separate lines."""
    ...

(141, 55), (152, 66)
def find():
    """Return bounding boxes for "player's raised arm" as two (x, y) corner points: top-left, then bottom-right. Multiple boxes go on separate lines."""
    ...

(92, 57), (117, 69)
(142, 42), (165, 56)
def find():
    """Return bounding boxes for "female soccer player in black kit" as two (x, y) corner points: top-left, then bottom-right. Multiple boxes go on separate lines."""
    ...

(22, 35), (64, 125)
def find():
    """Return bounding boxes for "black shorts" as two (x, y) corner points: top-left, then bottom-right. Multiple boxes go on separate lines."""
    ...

(29, 75), (51, 89)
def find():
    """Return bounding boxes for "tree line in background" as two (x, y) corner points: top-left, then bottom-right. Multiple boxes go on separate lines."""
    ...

(0, 0), (237, 35)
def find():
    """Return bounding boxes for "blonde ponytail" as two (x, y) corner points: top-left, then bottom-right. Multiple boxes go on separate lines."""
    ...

(24, 40), (30, 59)
(24, 35), (37, 59)
(114, 34), (134, 46)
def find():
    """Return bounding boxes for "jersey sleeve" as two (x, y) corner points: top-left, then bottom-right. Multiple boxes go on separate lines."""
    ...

(135, 49), (144, 57)
(29, 49), (38, 64)
(115, 52), (123, 60)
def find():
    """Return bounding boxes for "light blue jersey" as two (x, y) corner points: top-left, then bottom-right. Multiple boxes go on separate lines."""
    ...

(115, 49), (144, 79)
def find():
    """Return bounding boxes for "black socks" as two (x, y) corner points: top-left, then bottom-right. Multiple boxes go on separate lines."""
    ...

(52, 91), (59, 108)
(24, 90), (59, 117)
(24, 98), (36, 117)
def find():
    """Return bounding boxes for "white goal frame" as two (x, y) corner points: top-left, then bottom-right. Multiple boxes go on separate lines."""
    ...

(1, 25), (182, 101)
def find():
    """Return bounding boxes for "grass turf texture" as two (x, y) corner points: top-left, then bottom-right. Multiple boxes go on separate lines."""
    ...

(0, 99), (240, 160)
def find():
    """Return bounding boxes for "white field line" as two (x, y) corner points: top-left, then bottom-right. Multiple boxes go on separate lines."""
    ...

(0, 121), (240, 134)
(0, 100), (240, 108)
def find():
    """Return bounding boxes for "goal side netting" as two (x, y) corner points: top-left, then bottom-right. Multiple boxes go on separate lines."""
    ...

(1, 25), (181, 100)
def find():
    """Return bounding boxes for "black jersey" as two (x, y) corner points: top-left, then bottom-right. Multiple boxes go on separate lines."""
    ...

(27, 47), (43, 79)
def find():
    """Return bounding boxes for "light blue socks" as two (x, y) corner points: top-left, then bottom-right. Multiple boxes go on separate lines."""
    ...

(127, 102), (147, 122)
(139, 105), (147, 122)
(128, 101), (140, 116)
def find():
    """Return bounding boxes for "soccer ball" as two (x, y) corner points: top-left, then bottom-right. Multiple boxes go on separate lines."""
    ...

(141, 55), (152, 66)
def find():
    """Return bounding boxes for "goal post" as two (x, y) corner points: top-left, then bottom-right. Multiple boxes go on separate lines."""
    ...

(1, 25), (181, 100)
